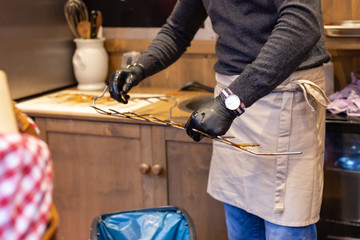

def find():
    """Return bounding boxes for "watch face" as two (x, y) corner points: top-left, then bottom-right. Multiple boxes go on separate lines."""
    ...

(225, 94), (241, 110)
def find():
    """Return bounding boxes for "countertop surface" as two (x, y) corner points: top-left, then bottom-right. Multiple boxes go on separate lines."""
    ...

(16, 87), (213, 124)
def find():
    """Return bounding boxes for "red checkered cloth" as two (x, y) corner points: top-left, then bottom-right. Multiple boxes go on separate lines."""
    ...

(0, 133), (53, 240)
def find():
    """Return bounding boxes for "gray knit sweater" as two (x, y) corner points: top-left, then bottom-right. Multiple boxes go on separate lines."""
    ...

(137, 0), (330, 107)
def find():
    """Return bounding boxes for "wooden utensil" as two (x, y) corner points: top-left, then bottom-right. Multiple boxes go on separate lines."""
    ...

(77, 21), (91, 39)
(95, 10), (103, 37)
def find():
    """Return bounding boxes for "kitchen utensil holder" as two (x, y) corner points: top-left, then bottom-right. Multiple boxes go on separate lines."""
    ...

(73, 38), (108, 90)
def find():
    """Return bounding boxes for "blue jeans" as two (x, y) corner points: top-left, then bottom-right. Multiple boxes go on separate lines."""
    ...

(224, 203), (317, 240)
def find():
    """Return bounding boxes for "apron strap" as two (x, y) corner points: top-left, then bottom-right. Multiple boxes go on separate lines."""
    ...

(274, 91), (293, 213)
(274, 79), (331, 112)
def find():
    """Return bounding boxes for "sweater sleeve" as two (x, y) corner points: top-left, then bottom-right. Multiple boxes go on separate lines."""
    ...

(228, 0), (326, 108)
(137, 0), (208, 78)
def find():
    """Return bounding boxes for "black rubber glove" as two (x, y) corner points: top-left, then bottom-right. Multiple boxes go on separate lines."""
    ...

(185, 95), (237, 142)
(109, 64), (145, 104)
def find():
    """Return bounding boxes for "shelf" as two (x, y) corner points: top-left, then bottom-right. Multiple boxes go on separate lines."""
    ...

(326, 36), (360, 50)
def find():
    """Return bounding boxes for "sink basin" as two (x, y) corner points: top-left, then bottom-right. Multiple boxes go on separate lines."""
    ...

(177, 96), (213, 113)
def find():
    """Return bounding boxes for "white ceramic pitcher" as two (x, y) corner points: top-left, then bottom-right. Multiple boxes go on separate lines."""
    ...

(72, 38), (108, 90)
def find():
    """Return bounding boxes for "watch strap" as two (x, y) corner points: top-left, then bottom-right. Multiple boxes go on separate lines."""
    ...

(127, 63), (145, 79)
(220, 88), (245, 116)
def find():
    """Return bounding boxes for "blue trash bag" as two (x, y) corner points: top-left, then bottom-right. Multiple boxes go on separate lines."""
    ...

(90, 206), (196, 240)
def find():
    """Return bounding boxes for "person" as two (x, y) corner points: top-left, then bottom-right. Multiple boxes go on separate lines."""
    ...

(108, 0), (331, 239)
(0, 70), (54, 240)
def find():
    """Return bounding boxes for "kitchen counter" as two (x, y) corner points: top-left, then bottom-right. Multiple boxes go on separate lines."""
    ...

(17, 87), (213, 124)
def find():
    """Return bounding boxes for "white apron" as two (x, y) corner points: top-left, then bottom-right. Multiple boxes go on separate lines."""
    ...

(207, 66), (330, 227)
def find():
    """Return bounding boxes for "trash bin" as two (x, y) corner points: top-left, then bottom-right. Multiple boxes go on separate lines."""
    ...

(90, 206), (196, 240)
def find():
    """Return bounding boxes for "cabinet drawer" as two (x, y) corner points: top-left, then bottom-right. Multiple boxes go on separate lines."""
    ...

(35, 117), (141, 139)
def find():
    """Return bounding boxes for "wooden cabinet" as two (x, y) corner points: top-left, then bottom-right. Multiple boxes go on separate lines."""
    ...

(165, 128), (227, 240)
(35, 117), (163, 239)
(32, 115), (227, 240)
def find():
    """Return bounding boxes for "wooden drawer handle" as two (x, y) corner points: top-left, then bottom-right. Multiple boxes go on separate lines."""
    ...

(139, 163), (150, 174)
(151, 164), (163, 175)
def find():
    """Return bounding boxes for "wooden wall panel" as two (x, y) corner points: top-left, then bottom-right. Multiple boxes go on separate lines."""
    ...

(322, 0), (360, 22)
(105, 39), (217, 90)
(138, 54), (217, 90)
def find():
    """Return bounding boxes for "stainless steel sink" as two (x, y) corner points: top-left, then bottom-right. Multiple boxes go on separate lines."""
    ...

(177, 96), (213, 113)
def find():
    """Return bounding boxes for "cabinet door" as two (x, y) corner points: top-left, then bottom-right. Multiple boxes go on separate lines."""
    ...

(36, 118), (167, 240)
(165, 128), (228, 240)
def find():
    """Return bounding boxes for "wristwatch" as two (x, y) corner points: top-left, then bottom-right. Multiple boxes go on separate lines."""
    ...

(220, 88), (245, 116)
